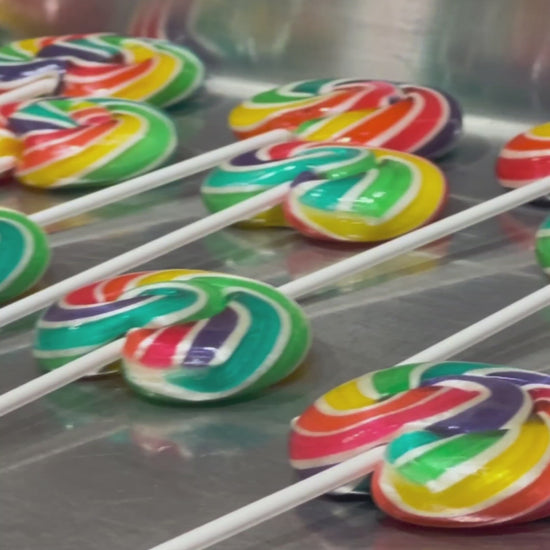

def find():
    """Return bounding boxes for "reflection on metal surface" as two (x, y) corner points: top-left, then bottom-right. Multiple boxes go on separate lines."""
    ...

(129, 0), (302, 63)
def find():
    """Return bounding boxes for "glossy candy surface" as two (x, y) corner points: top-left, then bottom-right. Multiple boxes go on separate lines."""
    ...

(290, 361), (550, 527)
(229, 79), (462, 158)
(0, 96), (176, 188)
(0, 207), (50, 302)
(0, 33), (204, 107)
(202, 141), (447, 242)
(496, 122), (550, 191)
(283, 147), (447, 242)
(201, 140), (375, 227)
(34, 270), (311, 402)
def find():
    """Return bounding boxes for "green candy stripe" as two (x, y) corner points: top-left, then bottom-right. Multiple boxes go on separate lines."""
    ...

(201, 143), (375, 216)
(14, 97), (177, 188)
(250, 79), (334, 104)
(297, 159), (414, 219)
(536, 215), (550, 273)
(387, 431), (502, 484)
(34, 279), (227, 371)
(123, 274), (311, 402)
(369, 361), (502, 397)
(0, 208), (50, 303)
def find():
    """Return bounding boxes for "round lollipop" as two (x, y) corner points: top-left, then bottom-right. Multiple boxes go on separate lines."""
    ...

(290, 361), (550, 527)
(0, 33), (204, 106)
(229, 79), (463, 158)
(201, 141), (448, 242)
(34, 269), (311, 403)
(0, 96), (177, 188)
(497, 122), (550, 194)
(0, 207), (49, 302)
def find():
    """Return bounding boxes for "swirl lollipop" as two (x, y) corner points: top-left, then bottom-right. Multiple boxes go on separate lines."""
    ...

(0, 96), (176, 188)
(34, 269), (311, 402)
(290, 361), (550, 527)
(202, 141), (448, 242)
(497, 122), (550, 195)
(0, 33), (204, 106)
(0, 207), (50, 302)
(229, 79), (462, 158)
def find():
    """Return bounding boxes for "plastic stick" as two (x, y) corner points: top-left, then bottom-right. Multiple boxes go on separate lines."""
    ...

(139, 285), (550, 550)
(148, 447), (385, 550)
(5, 172), (550, 331)
(0, 340), (123, 417)
(2, 176), (550, 415)
(278, 175), (550, 298)
(0, 184), (291, 328)
(29, 129), (291, 227)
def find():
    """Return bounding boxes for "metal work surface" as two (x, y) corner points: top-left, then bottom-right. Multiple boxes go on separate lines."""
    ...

(2, 1), (550, 548)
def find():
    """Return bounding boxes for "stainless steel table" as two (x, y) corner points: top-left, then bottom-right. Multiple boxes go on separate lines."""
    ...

(2, 1), (550, 548)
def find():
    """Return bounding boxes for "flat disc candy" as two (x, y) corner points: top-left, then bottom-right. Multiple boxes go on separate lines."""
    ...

(0, 96), (176, 188)
(0, 207), (50, 302)
(290, 361), (550, 527)
(497, 122), (550, 193)
(229, 79), (462, 158)
(201, 140), (375, 227)
(284, 148), (447, 242)
(34, 270), (311, 402)
(0, 33), (204, 107)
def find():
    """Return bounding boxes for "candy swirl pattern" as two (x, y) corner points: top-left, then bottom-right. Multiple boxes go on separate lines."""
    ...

(0, 96), (176, 188)
(290, 361), (550, 527)
(229, 79), (462, 158)
(201, 140), (375, 227)
(34, 270), (311, 402)
(0, 207), (50, 302)
(496, 122), (550, 191)
(0, 33), (204, 107)
(283, 147), (447, 242)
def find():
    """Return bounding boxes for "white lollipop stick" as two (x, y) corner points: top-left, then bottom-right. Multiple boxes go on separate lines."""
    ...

(26, 129), (291, 227)
(4, 171), (550, 330)
(141, 282), (550, 550)
(1, 175), (550, 416)
(0, 183), (291, 328)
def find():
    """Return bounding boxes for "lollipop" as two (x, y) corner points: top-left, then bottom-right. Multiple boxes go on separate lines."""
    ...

(34, 269), (311, 402)
(496, 122), (550, 192)
(201, 140), (376, 227)
(0, 96), (177, 188)
(0, 33), (204, 106)
(290, 361), (550, 526)
(229, 79), (462, 158)
(202, 141), (448, 242)
(0, 207), (49, 302)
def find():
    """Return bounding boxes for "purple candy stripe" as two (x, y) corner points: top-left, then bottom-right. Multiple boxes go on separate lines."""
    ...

(0, 59), (67, 82)
(412, 88), (462, 158)
(182, 307), (239, 367)
(488, 369), (550, 387)
(9, 116), (75, 134)
(424, 375), (528, 435)
(37, 43), (120, 64)
(229, 149), (274, 167)
(42, 296), (151, 322)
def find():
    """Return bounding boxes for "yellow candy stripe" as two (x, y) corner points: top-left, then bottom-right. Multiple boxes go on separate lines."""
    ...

(381, 418), (550, 516)
(17, 112), (142, 187)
